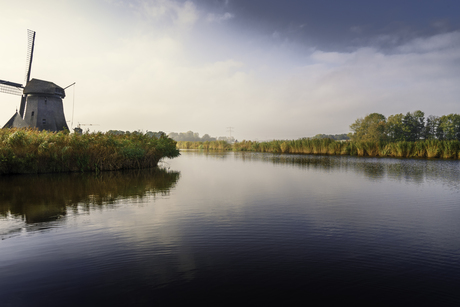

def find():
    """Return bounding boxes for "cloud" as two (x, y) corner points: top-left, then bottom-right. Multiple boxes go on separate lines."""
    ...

(206, 12), (234, 23)
(135, 0), (199, 28)
(350, 26), (363, 34)
(397, 31), (460, 53)
(1, 1), (460, 140)
(310, 50), (355, 64)
(281, 33), (460, 131)
(272, 31), (280, 39)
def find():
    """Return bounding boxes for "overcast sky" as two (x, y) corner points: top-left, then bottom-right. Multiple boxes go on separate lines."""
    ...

(1, 0), (459, 140)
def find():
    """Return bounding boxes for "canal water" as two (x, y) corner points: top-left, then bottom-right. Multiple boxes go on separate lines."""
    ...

(1, 151), (460, 306)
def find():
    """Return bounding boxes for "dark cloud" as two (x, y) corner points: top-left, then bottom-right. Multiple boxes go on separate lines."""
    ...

(196, 0), (460, 51)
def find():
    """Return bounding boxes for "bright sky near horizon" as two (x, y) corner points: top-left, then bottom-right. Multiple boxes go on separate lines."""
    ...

(1, 0), (459, 140)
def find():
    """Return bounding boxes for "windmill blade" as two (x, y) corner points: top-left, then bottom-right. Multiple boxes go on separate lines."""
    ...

(0, 80), (23, 96)
(18, 29), (35, 116)
(24, 29), (36, 85)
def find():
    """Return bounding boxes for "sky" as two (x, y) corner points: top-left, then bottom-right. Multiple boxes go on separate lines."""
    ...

(1, 0), (459, 140)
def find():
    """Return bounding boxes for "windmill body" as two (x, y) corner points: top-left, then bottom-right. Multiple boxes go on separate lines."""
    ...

(1, 30), (69, 132)
(21, 79), (69, 131)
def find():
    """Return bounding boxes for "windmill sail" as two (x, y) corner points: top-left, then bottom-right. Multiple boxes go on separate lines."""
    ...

(0, 80), (23, 96)
(19, 30), (36, 116)
(0, 30), (35, 100)
(24, 30), (36, 84)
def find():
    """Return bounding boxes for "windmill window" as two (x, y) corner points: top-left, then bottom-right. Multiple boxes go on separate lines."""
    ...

(31, 111), (34, 116)
(42, 119), (46, 125)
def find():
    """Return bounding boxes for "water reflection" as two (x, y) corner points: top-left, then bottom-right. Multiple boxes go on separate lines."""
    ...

(208, 152), (460, 188)
(2, 151), (460, 305)
(0, 168), (180, 224)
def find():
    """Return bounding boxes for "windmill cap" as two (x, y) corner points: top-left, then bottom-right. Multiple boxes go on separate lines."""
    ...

(23, 78), (65, 98)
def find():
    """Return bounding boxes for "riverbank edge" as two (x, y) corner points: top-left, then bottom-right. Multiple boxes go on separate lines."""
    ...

(176, 139), (460, 159)
(0, 129), (180, 175)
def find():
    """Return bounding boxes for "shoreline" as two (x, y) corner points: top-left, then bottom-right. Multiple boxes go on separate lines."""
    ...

(176, 139), (460, 160)
(0, 129), (180, 175)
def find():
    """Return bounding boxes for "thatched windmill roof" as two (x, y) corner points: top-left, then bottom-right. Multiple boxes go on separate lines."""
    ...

(23, 79), (65, 98)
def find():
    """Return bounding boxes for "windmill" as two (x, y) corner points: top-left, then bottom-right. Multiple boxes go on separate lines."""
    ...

(0, 30), (69, 132)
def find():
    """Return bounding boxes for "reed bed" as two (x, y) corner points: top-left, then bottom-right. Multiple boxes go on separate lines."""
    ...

(176, 139), (460, 159)
(0, 129), (180, 174)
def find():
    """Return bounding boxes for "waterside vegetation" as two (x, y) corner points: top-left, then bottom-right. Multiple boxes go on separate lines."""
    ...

(349, 111), (460, 143)
(0, 129), (180, 174)
(177, 110), (460, 159)
(177, 138), (460, 159)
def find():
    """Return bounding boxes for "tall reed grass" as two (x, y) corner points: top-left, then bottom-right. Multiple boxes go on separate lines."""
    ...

(0, 129), (180, 174)
(176, 138), (460, 159)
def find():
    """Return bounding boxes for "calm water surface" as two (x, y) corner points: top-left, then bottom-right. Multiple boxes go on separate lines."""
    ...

(1, 151), (460, 306)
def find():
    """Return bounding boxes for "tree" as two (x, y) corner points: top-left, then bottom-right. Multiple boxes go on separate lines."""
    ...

(168, 132), (179, 140)
(313, 134), (350, 140)
(168, 131), (207, 142)
(202, 134), (215, 141)
(402, 110), (425, 141)
(423, 115), (439, 140)
(437, 114), (460, 140)
(349, 113), (387, 142)
(386, 113), (405, 142)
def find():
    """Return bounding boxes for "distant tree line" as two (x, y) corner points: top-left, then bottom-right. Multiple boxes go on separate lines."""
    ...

(349, 111), (460, 142)
(168, 131), (235, 143)
(313, 134), (350, 141)
(107, 130), (166, 139)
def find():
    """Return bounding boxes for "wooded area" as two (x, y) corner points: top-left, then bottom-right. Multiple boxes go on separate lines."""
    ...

(349, 111), (460, 142)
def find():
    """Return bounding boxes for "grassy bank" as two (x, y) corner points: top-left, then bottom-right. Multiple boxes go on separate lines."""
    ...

(0, 129), (180, 174)
(177, 139), (460, 159)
